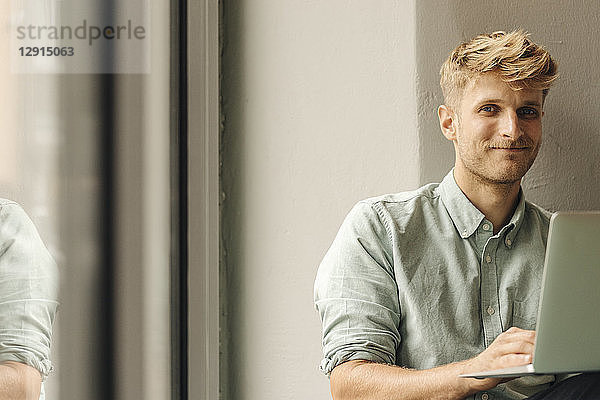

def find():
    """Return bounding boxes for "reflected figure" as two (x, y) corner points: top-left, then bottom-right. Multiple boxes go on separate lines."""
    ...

(0, 200), (58, 400)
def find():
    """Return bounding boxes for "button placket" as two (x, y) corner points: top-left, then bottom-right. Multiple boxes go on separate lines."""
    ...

(474, 220), (493, 252)
(480, 237), (503, 347)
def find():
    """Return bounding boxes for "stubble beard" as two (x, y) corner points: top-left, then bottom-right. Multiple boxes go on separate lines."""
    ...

(458, 140), (541, 187)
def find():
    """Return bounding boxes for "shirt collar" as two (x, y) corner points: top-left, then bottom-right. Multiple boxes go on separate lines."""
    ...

(438, 169), (526, 240)
(439, 170), (485, 239)
(503, 188), (526, 245)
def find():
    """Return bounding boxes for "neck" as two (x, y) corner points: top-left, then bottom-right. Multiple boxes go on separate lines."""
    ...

(453, 168), (521, 234)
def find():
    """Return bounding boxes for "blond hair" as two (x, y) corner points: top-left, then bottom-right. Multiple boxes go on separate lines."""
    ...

(440, 30), (558, 107)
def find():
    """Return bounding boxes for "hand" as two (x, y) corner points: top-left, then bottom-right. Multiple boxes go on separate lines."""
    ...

(459, 327), (536, 393)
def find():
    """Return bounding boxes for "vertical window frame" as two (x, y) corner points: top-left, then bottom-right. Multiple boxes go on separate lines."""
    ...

(185, 0), (220, 399)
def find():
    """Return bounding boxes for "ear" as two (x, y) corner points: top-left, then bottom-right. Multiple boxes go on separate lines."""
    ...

(438, 105), (457, 141)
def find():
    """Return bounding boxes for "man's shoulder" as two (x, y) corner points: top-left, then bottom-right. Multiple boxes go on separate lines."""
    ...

(358, 182), (441, 209)
(343, 183), (443, 235)
(0, 199), (42, 242)
(0, 198), (20, 208)
(524, 200), (553, 225)
(0, 199), (31, 223)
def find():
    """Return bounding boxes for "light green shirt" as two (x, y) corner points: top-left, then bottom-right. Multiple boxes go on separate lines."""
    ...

(0, 200), (59, 400)
(314, 170), (556, 399)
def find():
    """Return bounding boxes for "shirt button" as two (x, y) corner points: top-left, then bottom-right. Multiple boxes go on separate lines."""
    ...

(485, 255), (492, 263)
(487, 306), (495, 315)
(482, 223), (491, 231)
(506, 238), (512, 246)
(482, 393), (490, 400)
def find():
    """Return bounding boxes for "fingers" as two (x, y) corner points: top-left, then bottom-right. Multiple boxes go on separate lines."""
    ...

(493, 328), (534, 348)
(460, 328), (536, 393)
(471, 328), (535, 366)
(501, 353), (532, 365)
(497, 330), (535, 347)
(504, 327), (535, 338)
(505, 327), (535, 335)
(496, 328), (535, 347)
(483, 328), (535, 366)
(492, 341), (534, 359)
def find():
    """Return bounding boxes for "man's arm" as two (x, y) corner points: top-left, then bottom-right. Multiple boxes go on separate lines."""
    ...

(0, 362), (42, 400)
(330, 327), (535, 400)
(0, 202), (59, 399)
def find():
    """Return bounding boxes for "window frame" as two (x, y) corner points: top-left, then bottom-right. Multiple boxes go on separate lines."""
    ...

(184, 0), (220, 399)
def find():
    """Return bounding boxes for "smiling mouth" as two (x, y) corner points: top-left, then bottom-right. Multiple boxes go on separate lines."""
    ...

(489, 146), (529, 150)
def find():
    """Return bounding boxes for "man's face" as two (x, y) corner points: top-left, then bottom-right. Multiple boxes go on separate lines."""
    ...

(449, 73), (544, 185)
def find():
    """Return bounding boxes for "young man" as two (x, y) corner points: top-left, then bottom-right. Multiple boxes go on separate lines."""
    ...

(314, 31), (599, 399)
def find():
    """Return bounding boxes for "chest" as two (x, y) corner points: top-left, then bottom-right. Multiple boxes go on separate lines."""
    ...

(392, 229), (546, 348)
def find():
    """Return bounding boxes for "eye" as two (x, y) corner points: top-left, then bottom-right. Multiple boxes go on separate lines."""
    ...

(517, 107), (540, 119)
(478, 104), (498, 114)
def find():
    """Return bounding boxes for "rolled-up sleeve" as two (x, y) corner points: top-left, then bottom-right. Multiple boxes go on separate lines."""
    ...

(314, 201), (400, 375)
(0, 202), (59, 379)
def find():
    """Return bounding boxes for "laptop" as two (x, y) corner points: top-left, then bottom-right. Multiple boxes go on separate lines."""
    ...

(461, 211), (600, 378)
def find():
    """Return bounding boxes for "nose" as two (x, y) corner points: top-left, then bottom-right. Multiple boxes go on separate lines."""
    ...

(502, 110), (522, 139)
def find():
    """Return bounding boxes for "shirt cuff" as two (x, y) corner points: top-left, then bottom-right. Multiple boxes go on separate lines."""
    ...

(320, 347), (394, 376)
(0, 338), (54, 380)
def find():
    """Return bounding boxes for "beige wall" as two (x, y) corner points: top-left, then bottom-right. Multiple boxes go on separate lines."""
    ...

(222, 2), (418, 399)
(221, 1), (600, 399)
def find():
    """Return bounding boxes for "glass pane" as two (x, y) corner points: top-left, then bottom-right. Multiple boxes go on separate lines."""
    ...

(2, 0), (169, 399)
